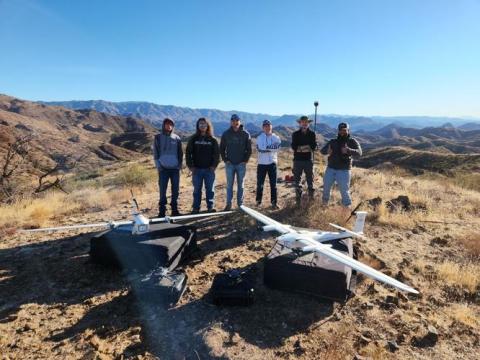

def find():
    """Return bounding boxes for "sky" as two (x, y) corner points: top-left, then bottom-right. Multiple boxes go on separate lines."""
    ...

(1, 0), (479, 117)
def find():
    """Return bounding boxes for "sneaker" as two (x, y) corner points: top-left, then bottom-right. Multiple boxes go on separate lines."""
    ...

(191, 209), (200, 215)
(271, 203), (279, 210)
(223, 204), (232, 211)
(171, 209), (181, 216)
(207, 208), (216, 213)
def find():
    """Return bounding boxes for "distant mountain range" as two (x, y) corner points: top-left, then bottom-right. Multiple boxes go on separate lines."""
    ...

(40, 100), (480, 132)
(2, 95), (479, 179)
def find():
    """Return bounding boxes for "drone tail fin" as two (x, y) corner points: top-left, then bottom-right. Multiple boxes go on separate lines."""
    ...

(353, 211), (368, 234)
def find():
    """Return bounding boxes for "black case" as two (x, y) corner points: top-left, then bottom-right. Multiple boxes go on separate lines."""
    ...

(133, 267), (187, 307)
(210, 269), (256, 306)
(90, 222), (197, 272)
(264, 239), (357, 302)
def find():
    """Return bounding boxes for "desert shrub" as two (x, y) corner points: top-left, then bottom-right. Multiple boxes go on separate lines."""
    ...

(109, 163), (156, 187)
(458, 232), (480, 257)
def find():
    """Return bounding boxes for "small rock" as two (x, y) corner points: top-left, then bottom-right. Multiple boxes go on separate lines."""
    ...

(361, 302), (374, 310)
(412, 325), (439, 348)
(385, 295), (399, 306)
(386, 195), (412, 212)
(386, 340), (399, 352)
(430, 237), (449, 247)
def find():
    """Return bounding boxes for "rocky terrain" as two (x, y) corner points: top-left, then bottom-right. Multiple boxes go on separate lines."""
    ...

(0, 155), (479, 359)
(0, 95), (158, 173)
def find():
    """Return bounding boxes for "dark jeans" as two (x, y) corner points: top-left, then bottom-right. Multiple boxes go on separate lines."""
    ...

(293, 160), (314, 198)
(256, 163), (277, 204)
(158, 168), (180, 212)
(192, 168), (215, 210)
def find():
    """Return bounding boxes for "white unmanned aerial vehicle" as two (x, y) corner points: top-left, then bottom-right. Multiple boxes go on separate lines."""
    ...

(22, 198), (232, 235)
(240, 205), (418, 294)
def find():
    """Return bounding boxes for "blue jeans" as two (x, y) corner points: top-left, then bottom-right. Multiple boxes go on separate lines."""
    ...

(192, 168), (215, 210)
(256, 163), (277, 204)
(225, 162), (246, 207)
(158, 168), (180, 212)
(322, 167), (352, 207)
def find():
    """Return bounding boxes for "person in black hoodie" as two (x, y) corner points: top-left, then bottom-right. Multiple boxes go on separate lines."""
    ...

(291, 115), (317, 203)
(186, 118), (220, 213)
(320, 122), (362, 207)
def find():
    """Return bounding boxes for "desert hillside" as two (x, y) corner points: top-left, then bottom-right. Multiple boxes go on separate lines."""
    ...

(0, 151), (479, 359)
(0, 95), (157, 173)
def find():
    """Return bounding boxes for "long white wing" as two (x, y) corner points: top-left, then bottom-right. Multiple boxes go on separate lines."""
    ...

(302, 237), (418, 294)
(150, 211), (232, 223)
(240, 206), (294, 234)
(21, 222), (114, 233)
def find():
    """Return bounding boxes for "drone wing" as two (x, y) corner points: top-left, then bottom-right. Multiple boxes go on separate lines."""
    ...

(298, 236), (418, 294)
(240, 205), (294, 234)
(20, 221), (128, 233)
(150, 210), (233, 223)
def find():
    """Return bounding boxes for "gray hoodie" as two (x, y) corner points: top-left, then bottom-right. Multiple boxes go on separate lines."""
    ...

(220, 125), (252, 165)
(153, 131), (183, 170)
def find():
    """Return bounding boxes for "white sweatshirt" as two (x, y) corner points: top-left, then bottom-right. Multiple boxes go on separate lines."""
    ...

(256, 132), (281, 165)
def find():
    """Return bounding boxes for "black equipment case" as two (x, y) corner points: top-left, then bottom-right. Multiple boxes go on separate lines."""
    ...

(90, 222), (197, 272)
(264, 239), (356, 302)
(210, 269), (256, 306)
(133, 267), (187, 307)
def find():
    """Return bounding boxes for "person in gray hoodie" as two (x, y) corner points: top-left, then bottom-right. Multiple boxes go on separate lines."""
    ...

(220, 114), (252, 210)
(153, 118), (183, 217)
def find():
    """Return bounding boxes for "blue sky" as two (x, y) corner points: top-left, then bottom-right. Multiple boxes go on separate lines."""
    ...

(1, 0), (479, 117)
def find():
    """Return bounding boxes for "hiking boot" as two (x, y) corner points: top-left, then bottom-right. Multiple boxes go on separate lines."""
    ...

(191, 209), (200, 215)
(207, 208), (216, 213)
(271, 203), (279, 210)
(158, 210), (166, 218)
(256, 201), (261, 207)
(223, 204), (232, 211)
(171, 209), (181, 216)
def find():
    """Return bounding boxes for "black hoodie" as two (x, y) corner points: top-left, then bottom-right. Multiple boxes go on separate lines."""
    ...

(186, 134), (220, 169)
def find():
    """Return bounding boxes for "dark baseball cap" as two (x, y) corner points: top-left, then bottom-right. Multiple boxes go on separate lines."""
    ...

(262, 119), (272, 126)
(231, 114), (240, 121)
(338, 122), (349, 130)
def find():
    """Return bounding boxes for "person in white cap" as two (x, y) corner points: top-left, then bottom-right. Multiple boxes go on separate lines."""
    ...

(256, 119), (281, 209)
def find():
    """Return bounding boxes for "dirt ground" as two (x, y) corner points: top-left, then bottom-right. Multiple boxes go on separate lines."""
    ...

(1, 162), (479, 359)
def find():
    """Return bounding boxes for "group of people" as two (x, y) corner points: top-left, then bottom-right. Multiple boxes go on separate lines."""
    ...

(152, 114), (362, 217)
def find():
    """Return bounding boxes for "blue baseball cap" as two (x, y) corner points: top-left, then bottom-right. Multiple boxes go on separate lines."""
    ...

(231, 114), (240, 121)
(262, 119), (272, 126)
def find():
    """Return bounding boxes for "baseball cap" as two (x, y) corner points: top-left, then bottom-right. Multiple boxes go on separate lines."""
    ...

(338, 122), (349, 130)
(231, 114), (240, 121)
(262, 119), (272, 126)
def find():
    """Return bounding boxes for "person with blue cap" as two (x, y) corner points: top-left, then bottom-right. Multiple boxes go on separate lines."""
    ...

(320, 122), (362, 208)
(256, 119), (281, 209)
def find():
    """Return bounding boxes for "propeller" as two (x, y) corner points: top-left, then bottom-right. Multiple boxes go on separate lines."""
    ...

(345, 202), (363, 223)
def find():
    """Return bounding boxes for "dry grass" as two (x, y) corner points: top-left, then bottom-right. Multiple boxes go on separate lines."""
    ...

(351, 167), (480, 229)
(458, 232), (480, 257)
(0, 186), (138, 231)
(447, 303), (480, 328)
(436, 261), (480, 293)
